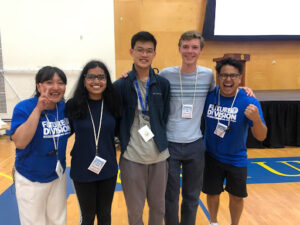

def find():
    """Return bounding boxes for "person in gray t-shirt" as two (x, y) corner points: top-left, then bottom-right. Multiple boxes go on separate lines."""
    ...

(162, 31), (254, 225)
(161, 30), (215, 225)
(114, 31), (170, 225)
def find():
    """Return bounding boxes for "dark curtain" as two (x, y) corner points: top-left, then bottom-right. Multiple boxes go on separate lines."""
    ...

(247, 101), (300, 148)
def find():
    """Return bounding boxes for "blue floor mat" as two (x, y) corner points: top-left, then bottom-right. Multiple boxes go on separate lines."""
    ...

(1, 157), (300, 225)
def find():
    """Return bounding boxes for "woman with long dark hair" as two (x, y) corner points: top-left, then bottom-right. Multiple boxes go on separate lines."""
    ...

(10, 66), (70, 225)
(66, 60), (121, 225)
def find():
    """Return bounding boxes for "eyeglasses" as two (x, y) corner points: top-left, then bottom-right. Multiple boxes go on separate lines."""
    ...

(85, 74), (106, 81)
(218, 73), (241, 79)
(133, 48), (155, 55)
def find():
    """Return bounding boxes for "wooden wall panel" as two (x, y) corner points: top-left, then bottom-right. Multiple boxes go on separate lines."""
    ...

(200, 41), (300, 89)
(114, 0), (206, 75)
(114, 0), (300, 90)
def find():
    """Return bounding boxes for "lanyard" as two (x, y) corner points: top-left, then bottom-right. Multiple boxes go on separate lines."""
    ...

(44, 104), (59, 157)
(134, 78), (150, 115)
(217, 88), (239, 129)
(87, 100), (104, 155)
(179, 66), (198, 107)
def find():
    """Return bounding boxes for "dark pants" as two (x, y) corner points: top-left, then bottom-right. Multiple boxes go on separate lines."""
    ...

(165, 138), (205, 225)
(73, 176), (117, 225)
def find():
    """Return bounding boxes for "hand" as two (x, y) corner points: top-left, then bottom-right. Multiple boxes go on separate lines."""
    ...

(120, 71), (130, 78)
(244, 104), (260, 122)
(36, 84), (52, 112)
(240, 86), (255, 97)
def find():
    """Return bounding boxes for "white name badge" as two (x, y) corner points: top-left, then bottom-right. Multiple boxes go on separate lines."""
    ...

(88, 156), (107, 174)
(182, 104), (193, 119)
(138, 125), (154, 142)
(56, 160), (64, 179)
(214, 122), (228, 138)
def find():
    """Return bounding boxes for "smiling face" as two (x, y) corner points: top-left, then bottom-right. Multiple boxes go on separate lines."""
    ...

(37, 73), (66, 104)
(84, 67), (107, 100)
(179, 38), (202, 67)
(218, 65), (242, 97)
(130, 41), (156, 70)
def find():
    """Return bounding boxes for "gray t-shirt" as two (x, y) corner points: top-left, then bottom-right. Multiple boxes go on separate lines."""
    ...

(123, 79), (169, 164)
(159, 66), (215, 143)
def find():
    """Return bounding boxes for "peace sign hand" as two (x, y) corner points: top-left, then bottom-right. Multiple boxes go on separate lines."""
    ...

(36, 83), (52, 112)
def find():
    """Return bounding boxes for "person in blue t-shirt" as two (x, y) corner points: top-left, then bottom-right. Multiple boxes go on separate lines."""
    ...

(65, 60), (121, 225)
(10, 66), (71, 225)
(202, 58), (267, 225)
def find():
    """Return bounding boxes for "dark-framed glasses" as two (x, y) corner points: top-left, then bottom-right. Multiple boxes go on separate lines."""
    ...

(218, 73), (241, 79)
(85, 74), (106, 81)
(134, 47), (155, 55)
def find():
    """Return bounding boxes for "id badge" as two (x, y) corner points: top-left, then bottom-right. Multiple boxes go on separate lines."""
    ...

(214, 122), (228, 138)
(88, 156), (107, 174)
(138, 125), (154, 142)
(56, 160), (64, 179)
(182, 104), (193, 118)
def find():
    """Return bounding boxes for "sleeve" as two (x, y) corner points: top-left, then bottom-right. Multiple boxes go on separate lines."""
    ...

(113, 78), (125, 136)
(163, 79), (170, 124)
(201, 89), (216, 133)
(114, 117), (121, 138)
(203, 95), (210, 120)
(248, 98), (266, 127)
(113, 79), (124, 105)
(209, 69), (216, 91)
(158, 69), (165, 77)
(255, 99), (266, 124)
(156, 69), (170, 123)
(9, 103), (30, 136)
(201, 97), (210, 134)
(69, 118), (75, 135)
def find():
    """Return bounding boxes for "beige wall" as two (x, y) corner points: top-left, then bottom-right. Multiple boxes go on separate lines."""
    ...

(114, 0), (300, 90)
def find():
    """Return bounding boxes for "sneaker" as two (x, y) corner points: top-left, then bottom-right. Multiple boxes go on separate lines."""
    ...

(209, 223), (218, 225)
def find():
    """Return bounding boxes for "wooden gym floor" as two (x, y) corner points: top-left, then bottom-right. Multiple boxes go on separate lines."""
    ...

(1, 134), (300, 225)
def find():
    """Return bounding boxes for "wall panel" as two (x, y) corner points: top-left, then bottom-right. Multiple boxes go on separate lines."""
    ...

(114, 0), (300, 90)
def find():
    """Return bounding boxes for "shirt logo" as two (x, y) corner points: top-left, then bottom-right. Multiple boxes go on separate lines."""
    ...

(42, 118), (71, 138)
(207, 104), (238, 122)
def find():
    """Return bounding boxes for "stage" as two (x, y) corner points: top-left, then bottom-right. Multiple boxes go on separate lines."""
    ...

(247, 89), (300, 148)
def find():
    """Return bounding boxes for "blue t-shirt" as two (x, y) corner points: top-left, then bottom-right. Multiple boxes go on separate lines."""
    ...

(203, 87), (265, 167)
(69, 99), (118, 182)
(10, 97), (71, 182)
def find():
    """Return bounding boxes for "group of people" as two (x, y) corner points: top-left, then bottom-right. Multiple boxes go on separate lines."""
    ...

(10, 30), (267, 225)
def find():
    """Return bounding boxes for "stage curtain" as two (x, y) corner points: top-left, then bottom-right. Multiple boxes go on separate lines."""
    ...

(247, 101), (300, 148)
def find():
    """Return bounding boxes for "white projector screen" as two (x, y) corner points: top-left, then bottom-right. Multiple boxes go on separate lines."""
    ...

(203, 0), (300, 40)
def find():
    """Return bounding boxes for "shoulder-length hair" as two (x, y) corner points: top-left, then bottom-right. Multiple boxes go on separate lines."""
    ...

(66, 60), (121, 119)
(35, 66), (67, 97)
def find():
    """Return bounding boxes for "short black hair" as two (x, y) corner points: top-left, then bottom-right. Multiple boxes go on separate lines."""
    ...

(216, 57), (243, 74)
(35, 66), (67, 97)
(131, 31), (157, 50)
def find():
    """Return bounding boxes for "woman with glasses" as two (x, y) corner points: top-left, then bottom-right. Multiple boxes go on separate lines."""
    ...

(66, 60), (121, 225)
(10, 66), (70, 225)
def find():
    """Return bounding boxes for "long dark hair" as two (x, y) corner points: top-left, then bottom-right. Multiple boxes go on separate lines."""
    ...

(66, 60), (121, 119)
